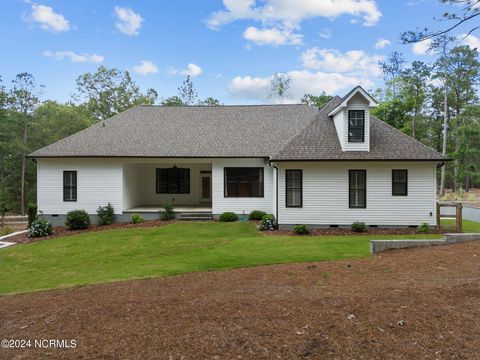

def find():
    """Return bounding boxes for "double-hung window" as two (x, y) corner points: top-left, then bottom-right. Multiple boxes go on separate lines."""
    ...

(63, 171), (77, 202)
(285, 170), (302, 207)
(349, 170), (366, 208)
(348, 110), (365, 143)
(224, 168), (264, 197)
(392, 170), (408, 196)
(156, 168), (190, 194)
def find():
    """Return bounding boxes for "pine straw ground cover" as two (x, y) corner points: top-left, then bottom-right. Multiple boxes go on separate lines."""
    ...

(0, 241), (479, 359)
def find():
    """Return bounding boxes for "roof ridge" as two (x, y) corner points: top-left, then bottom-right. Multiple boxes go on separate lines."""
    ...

(140, 103), (311, 108)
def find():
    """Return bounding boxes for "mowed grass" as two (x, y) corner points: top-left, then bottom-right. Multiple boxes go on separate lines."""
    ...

(441, 218), (480, 233)
(0, 222), (447, 295)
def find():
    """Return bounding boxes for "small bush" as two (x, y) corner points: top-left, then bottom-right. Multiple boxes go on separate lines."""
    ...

(417, 222), (430, 233)
(97, 203), (115, 225)
(29, 219), (53, 238)
(219, 212), (238, 222)
(249, 210), (266, 220)
(351, 222), (366, 233)
(258, 214), (277, 231)
(160, 203), (175, 220)
(294, 224), (309, 235)
(27, 203), (38, 227)
(66, 210), (90, 230)
(131, 213), (144, 224)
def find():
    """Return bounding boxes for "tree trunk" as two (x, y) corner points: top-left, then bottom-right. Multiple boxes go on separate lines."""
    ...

(412, 106), (417, 140)
(439, 84), (448, 196)
(20, 118), (27, 216)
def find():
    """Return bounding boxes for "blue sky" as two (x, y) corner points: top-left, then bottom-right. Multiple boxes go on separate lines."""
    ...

(1, 0), (479, 104)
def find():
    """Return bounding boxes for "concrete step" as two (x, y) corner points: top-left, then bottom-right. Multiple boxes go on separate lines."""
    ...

(179, 217), (212, 221)
(178, 212), (212, 221)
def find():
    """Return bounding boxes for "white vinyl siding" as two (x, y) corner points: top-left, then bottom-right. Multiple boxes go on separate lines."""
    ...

(37, 158), (123, 214)
(333, 111), (345, 150)
(212, 158), (274, 215)
(277, 161), (437, 226)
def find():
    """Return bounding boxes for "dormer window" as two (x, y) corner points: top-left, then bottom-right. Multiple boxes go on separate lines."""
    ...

(348, 110), (365, 143)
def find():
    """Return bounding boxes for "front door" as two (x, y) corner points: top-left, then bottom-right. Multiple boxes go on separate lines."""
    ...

(200, 172), (212, 203)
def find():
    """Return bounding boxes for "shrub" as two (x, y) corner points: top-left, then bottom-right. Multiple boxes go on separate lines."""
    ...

(131, 213), (144, 224)
(294, 224), (309, 235)
(417, 222), (430, 233)
(351, 222), (366, 233)
(27, 203), (38, 227)
(29, 219), (53, 238)
(249, 210), (266, 220)
(258, 214), (277, 231)
(219, 212), (238, 222)
(65, 210), (90, 230)
(97, 203), (115, 225)
(160, 203), (175, 220)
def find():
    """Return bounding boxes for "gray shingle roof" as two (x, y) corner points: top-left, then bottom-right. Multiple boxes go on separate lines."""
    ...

(30, 98), (446, 161)
(30, 104), (318, 158)
(272, 97), (446, 161)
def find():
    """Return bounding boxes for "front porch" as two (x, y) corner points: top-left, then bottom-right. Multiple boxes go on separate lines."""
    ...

(124, 204), (212, 213)
(122, 159), (213, 215)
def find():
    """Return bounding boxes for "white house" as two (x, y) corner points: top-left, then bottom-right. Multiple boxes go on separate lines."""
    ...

(30, 86), (446, 228)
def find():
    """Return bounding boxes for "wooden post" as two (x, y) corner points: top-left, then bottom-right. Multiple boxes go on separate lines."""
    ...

(436, 202), (441, 230)
(456, 202), (463, 233)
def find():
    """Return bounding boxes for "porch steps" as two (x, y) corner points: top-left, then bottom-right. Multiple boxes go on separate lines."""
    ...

(178, 212), (212, 221)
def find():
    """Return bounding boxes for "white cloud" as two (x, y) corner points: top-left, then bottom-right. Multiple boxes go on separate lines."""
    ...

(43, 50), (104, 63)
(169, 63), (203, 77)
(412, 38), (432, 55)
(461, 33), (480, 49)
(27, 3), (70, 32)
(133, 60), (158, 75)
(207, 0), (382, 29)
(228, 70), (374, 102)
(301, 48), (383, 76)
(319, 28), (332, 39)
(243, 26), (302, 46)
(114, 7), (143, 36)
(375, 38), (391, 49)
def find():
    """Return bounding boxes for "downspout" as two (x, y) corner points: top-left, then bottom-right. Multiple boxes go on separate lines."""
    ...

(268, 160), (279, 227)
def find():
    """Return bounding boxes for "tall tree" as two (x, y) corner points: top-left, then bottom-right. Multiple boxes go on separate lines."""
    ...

(178, 76), (198, 105)
(74, 66), (157, 120)
(8, 73), (43, 215)
(199, 97), (222, 106)
(401, 61), (431, 139)
(379, 51), (406, 96)
(453, 105), (480, 190)
(444, 45), (480, 189)
(401, 0), (480, 43)
(300, 93), (333, 109)
(269, 73), (291, 100)
(431, 36), (456, 195)
(161, 96), (184, 107)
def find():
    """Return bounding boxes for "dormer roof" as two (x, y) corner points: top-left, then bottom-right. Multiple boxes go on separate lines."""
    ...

(327, 86), (378, 117)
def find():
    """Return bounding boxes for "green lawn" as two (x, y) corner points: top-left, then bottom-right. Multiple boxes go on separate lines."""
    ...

(0, 222), (446, 295)
(441, 218), (480, 233)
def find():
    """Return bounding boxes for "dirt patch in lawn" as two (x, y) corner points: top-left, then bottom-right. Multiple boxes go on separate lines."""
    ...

(1, 241), (479, 359)
(8, 220), (176, 244)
